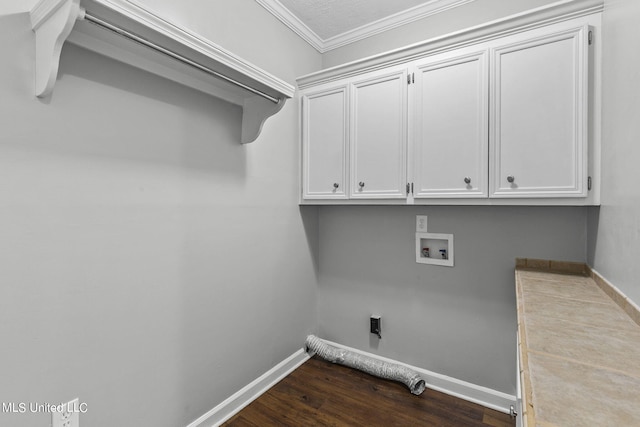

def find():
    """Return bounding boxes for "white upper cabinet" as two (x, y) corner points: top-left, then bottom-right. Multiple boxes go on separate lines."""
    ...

(412, 49), (489, 198)
(302, 86), (349, 199)
(351, 68), (408, 199)
(490, 24), (589, 198)
(297, 3), (601, 205)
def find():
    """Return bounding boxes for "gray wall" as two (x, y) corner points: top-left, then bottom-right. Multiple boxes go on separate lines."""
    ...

(317, 206), (587, 394)
(588, 0), (640, 305)
(1, 0), (37, 14)
(0, 1), (321, 426)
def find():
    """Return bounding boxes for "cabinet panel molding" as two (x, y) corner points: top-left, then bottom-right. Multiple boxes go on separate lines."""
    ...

(350, 69), (408, 199)
(302, 86), (349, 199)
(412, 49), (489, 198)
(490, 25), (589, 198)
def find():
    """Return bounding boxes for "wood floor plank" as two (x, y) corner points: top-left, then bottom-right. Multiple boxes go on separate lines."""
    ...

(223, 356), (515, 426)
(482, 411), (517, 427)
(277, 371), (411, 426)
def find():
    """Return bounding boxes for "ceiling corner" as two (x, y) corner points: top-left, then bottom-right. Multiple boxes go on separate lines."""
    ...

(255, 0), (477, 54)
(255, 0), (327, 53)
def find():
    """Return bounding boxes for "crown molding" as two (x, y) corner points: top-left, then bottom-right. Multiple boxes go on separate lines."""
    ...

(297, 0), (603, 89)
(322, 0), (474, 51)
(256, 0), (475, 53)
(254, 0), (325, 51)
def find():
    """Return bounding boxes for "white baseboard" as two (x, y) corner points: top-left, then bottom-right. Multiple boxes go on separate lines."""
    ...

(187, 338), (516, 427)
(321, 338), (516, 415)
(186, 348), (310, 427)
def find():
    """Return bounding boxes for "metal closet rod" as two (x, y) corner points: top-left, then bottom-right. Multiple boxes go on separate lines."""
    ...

(81, 12), (281, 104)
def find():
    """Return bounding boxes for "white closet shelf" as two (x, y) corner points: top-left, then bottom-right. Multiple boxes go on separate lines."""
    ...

(30, 0), (295, 143)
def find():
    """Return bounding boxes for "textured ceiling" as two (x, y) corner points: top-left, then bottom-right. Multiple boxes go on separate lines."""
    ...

(276, 0), (434, 40)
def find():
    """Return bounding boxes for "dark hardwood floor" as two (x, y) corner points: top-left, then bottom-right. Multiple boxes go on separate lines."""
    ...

(223, 356), (515, 427)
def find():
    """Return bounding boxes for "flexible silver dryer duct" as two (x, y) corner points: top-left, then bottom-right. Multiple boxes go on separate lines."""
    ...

(305, 335), (426, 396)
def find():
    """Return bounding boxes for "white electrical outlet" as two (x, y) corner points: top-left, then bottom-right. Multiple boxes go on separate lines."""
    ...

(52, 398), (79, 427)
(416, 215), (428, 232)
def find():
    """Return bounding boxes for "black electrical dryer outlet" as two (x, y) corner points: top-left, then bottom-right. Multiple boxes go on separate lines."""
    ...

(370, 316), (381, 339)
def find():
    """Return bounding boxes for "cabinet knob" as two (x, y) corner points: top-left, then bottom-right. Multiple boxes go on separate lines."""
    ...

(358, 181), (365, 188)
(507, 175), (515, 183)
(333, 183), (339, 189)
(464, 177), (471, 184)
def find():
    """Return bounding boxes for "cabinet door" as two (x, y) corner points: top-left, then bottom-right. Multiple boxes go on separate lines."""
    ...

(351, 69), (408, 199)
(412, 50), (488, 198)
(302, 86), (349, 200)
(490, 25), (589, 197)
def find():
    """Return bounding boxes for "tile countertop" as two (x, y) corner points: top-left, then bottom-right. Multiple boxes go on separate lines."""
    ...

(515, 260), (640, 427)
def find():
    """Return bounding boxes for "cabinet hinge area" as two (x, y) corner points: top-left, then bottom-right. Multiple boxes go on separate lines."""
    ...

(406, 183), (414, 195)
(407, 72), (415, 84)
(588, 176), (592, 191)
(588, 30), (593, 45)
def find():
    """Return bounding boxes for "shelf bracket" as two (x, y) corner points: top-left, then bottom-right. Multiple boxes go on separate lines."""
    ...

(31, 0), (82, 98)
(241, 96), (285, 144)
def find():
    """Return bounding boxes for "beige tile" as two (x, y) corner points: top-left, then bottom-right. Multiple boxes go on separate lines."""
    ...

(592, 271), (626, 306)
(590, 269), (640, 328)
(517, 270), (589, 285)
(516, 259), (587, 275)
(520, 277), (608, 303)
(521, 290), (638, 332)
(524, 258), (551, 270)
(624, 302), (640, 328)
(549, 260), (587, 275)
(524, 316), (640, 378)
(528, 353), (640, 426)
(518, 266), (640, 426)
